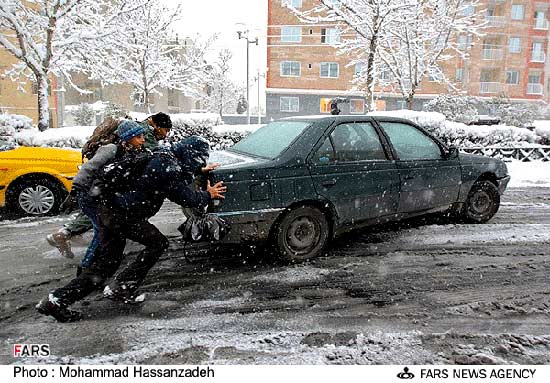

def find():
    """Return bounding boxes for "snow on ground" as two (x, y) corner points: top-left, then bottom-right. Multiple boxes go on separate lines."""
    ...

(506, 160), (550, 188)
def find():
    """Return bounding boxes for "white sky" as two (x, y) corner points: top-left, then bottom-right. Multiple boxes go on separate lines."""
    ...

(166, 0), (268, 110)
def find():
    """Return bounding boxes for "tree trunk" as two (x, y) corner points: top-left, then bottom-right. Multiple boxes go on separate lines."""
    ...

(144, 89), (150, 113)
(36, 75), (50, 131)
(406, 94), (414, 110)
(365, 31), (378, 112)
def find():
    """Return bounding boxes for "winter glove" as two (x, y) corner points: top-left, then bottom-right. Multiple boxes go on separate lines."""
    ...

(60, 191), (77, 214)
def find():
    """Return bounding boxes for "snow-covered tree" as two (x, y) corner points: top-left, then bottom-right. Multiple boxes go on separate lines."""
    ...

(0, 0), (144, 130)
(88, 0), (213, 113)
(378, 0), (483, 109)
(236, 95), (248, 115)
(423, 94), (479, 124)
(291, 0), (483, 110)
(71, 103), (95, 126)
(202, 50), (242, 118)
(290, 0), (409, 111)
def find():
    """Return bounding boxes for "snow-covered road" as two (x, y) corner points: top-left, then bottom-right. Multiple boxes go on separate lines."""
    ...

(1, 187), (549, 364)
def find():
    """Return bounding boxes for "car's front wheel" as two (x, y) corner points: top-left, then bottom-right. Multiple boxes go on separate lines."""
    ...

(7, 177), (65, 216)
(274, 206), (330, 263)
(462, 180), (500, 223)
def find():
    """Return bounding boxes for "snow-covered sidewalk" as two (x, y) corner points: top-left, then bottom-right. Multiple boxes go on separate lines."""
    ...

(506, 160), (550, 188)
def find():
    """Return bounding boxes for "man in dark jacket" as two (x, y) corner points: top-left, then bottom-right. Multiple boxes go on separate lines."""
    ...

(141, 112), (172, 149)
(36, 138), (226, 322)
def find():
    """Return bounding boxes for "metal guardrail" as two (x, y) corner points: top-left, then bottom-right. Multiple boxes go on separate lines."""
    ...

(461, 146), (550, 161)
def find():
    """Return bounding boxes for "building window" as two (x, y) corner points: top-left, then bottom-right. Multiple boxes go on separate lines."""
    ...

(280, 61), (301, 77)
(280, 96), (299, 112)
(354, 62), (364, 76)
(380, 66), (392, 81)
(462, 3), (475, 17)
(455, 68), (464, 82)
(527, 73), (543, 94)
(282, 0), (302, 8)
(457, 35), (472, 50)
(506, 70), (519, 85)
(531, 41), (545, 62)
(320, 97), (332, 113)
(350, 99), (365, 114)
(511, 4), (524, 20)
(281, 26), (301, 42)
(320, 62), (339, 78)
(534, 11), (547, 29)
(395, 100), (407, 110)
(321, 28), (340, 44)
(508, 37), (521, 53)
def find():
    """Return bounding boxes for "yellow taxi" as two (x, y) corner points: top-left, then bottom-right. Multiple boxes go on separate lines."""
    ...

(0, 139), (82, 216)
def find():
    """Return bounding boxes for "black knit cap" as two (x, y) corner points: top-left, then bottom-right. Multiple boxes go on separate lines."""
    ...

(151, 112), (172, 129)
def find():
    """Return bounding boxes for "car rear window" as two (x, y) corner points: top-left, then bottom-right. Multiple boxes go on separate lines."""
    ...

(230, 120), (311, 159)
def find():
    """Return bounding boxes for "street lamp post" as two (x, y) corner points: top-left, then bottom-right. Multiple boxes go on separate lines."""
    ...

(254, 69), (266, 124)
(236, 24), (258, 125)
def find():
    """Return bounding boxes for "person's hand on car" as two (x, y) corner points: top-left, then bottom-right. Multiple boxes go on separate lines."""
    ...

(206, 180), (226, 199)
(202, 163), (221, 173)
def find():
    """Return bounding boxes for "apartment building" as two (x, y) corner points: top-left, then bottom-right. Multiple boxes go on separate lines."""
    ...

(0, 47), (58, 127)
(266, 0), (550, 119)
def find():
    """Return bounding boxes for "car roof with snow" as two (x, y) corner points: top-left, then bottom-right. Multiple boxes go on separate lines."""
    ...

(280, 114), (420, 125)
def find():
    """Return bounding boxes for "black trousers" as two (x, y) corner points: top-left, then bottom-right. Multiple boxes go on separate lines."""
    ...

(52, 206), (169, 307)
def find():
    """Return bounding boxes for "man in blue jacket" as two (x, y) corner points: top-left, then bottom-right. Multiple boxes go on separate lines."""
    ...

(36, 138), (226, 322)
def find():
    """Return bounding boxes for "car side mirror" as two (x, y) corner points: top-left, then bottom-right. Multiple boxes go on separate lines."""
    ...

(444, 146), (459, 160)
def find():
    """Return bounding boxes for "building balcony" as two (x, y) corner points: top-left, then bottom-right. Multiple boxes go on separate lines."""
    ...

(534, 19), (549, 30)
(482, 48), (503, 60)
(479, 82), (502, 93)
(531, 52), (546, 62)
(485, 16), (506, 27)
(527, 83), (543, 95)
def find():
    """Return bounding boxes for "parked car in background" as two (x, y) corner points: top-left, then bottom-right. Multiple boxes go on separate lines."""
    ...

(0, 139), (81, 216)
(209, 115), (510, 262)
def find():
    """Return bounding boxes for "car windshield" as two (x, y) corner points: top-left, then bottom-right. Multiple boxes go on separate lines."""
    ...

(0, 139), (15, 152)
(230, 120), (311, 159)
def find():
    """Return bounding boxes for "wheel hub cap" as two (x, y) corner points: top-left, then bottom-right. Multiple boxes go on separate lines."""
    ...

(18, 185), (55, 215)
(471, 190), (491, 214)
(286, 216), (320, 254)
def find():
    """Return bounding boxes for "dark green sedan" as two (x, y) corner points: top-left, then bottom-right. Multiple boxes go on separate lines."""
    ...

(209, 115), (510, 262)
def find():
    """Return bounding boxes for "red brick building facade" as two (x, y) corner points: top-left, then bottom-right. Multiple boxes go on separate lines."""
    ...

(266, 0), (550, 118)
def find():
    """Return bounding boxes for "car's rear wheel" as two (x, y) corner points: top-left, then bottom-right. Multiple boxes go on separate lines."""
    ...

(7, 177), (65, 216)
(274, 206), (329, 263)
(462, 180), (500, 223)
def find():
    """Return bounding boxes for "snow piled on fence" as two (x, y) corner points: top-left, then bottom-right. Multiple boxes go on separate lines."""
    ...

(14, 125), (95, 148)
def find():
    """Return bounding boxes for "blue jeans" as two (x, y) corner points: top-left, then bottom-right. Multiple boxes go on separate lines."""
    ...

(76, 191), (100, 269)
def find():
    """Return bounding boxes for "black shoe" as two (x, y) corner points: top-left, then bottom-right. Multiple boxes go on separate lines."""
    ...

(103, 281), (136, 304)
(36, 295), (82, 323)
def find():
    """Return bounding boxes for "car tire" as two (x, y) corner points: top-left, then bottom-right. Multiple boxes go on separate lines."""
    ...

(7, 177), (65, 217)
(274, 206), (330, 263)
(462, 180), (500, 223)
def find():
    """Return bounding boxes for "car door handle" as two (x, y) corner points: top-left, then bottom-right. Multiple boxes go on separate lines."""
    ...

(403, 175), (415, 180)
(321, 179), (337, 187)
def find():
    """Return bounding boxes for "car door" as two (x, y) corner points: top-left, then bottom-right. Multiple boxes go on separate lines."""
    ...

(308, 121), (400, 225)
(377, 121), (462, 214)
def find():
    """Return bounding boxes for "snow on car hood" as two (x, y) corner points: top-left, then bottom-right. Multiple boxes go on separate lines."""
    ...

(209, 150), (264, 169)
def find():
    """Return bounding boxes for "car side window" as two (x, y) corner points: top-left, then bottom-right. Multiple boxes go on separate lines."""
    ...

(312, 136), (335, 165)
(379, 121), (442, 160)
(330, 123), (387, 162)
